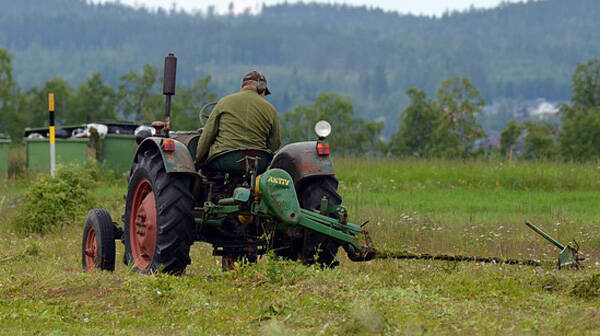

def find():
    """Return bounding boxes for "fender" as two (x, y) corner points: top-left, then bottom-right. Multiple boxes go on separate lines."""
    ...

(134, 137), (197, 175)
(270, 141), (335, 189)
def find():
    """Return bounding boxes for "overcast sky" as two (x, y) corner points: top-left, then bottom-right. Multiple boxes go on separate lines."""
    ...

(96, 0), (524, 16)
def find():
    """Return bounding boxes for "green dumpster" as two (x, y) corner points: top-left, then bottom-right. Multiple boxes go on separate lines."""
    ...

(24, 123), (140, 174)
(25, 138), (89, 172)
(101, 134), (137, 173)
(0, 136), (10, 179)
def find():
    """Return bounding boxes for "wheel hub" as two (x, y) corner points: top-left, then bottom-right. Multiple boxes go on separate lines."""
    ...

(84, 228), (98, 271)
(130, 179), (157, 270)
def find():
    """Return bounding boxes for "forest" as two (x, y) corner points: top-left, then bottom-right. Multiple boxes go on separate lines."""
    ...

(1, 0), (599, 135)
(1, 46), (600, 161)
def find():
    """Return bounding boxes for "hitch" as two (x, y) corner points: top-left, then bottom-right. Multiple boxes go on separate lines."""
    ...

(525, 220), (584, 269)
(343, 229), (377, 261)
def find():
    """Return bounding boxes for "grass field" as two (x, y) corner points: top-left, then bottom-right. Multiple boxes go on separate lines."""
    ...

(1, 158), (599, 335)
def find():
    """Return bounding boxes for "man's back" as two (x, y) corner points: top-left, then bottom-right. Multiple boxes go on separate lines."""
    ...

(195, 88), (281, 162)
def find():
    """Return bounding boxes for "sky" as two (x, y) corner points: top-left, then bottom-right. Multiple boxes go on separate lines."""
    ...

(95, 0), (525, 16)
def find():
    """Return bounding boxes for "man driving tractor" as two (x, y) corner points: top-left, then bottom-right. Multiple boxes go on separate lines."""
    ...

(81, 55), (377, 275)
(195, 71), (281, 164)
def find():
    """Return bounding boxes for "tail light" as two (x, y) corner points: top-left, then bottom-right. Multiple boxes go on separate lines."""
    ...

(162, 139), (175, 152)
(317, 142), (330, 156)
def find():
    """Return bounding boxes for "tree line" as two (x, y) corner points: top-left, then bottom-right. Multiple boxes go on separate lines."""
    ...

(500, 59), (600, 161)
(283, 58), (600, 161)
(1, 48), (599, 161)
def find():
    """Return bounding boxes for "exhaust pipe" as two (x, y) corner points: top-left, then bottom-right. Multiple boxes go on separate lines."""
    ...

(161, 53), (177, 137)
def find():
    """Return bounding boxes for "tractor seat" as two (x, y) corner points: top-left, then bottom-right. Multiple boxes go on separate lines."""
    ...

(202, 149), (273, 175)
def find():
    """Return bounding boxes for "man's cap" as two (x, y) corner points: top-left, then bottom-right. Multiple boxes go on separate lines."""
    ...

(242, 71), (271, 95)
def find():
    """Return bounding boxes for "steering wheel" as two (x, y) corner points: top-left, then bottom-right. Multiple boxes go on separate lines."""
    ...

(198, 101), (218, 127)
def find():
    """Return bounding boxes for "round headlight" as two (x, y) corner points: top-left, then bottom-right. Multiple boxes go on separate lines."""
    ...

(314, 120), (332, 138)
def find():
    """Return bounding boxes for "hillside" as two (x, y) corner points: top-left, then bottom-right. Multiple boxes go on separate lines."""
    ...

(1, 0), (599, 133)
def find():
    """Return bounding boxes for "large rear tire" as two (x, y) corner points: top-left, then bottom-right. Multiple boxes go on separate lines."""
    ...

(274, 176), (342, 267)
(298, 177), (342, 267)
(123, 148), (195, 275)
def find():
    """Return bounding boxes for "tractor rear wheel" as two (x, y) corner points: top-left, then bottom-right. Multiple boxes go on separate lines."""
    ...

(298, 176), (342, 267)
(82, 209), (116, 272)
(273, 176), (342, 267)
(123, 148), (195, 275)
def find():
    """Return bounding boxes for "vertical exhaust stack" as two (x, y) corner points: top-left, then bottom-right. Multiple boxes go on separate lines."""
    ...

(162, 53), (177, 137)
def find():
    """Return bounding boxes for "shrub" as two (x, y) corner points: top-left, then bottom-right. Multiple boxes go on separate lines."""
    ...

(12, 164), (99, 234)
(570, 273), (600, 300)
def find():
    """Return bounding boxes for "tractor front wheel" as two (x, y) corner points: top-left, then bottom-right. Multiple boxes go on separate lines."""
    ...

(82, 209), (116, 271)
(123, 149), (195, 275)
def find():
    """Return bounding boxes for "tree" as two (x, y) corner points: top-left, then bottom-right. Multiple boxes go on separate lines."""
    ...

(20, 77), (73, 127)
(570, 59), (600, 111)
(0, 49), (14, 109)
(117, 64), (161, 122)
(0, 49), (25, 141)
(522, 121), (558, 160)
(560, 109), (600, 160)
(170, 76), (218, 130)
(281, 93), (383, 156)
(559, 59), (600, 160)
(69, 73), (116, 123)
(389, 88), (437, 157)
(428, 77), (486, 158)
(499, 119), (559, 160)
(389, 77), (485, 158)
(500, 119), (522, 157)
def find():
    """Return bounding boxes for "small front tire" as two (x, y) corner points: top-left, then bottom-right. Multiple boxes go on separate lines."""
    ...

(82, 209), (116, 272)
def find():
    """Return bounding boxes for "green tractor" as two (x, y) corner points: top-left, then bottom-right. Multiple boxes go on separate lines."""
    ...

(81, 54), (375, 273)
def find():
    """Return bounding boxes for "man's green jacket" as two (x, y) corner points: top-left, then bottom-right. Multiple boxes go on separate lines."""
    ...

(195, 88), (281, 163)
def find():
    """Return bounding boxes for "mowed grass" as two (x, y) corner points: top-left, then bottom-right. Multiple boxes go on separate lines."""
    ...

(0, 158), (599, 335)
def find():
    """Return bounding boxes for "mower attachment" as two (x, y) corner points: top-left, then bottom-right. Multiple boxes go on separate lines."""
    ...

(256, 168), (376, 261)
(525, 220), (583, 269)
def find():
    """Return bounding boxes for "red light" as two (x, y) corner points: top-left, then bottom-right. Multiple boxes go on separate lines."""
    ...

(162, 139), (175, 152)
(317, 142), (329, 156)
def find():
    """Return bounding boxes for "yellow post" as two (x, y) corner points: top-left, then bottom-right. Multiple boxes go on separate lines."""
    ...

(49, 93), (56, 176)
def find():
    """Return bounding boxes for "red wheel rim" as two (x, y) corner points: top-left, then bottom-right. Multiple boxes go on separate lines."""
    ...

(84, 227), (98, 271)
(130, 179), (157, 270)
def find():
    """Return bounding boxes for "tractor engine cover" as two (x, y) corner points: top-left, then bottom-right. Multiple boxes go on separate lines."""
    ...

(257, 169), (301, 226)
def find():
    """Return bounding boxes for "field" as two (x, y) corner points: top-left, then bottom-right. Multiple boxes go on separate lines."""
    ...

(1, 158), (599, 335)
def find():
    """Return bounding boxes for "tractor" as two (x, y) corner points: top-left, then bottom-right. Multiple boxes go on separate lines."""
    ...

(81, 53), (376, 273)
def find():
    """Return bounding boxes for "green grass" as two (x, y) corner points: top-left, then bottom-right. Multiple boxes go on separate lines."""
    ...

(1, 158), (599, 335)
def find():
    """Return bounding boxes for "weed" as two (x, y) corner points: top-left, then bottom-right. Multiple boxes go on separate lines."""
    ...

(570, 273), (600, 300)
(540, 269), (565, 292)
(11, 164), (100, 234)
(24, 242), (40, 256)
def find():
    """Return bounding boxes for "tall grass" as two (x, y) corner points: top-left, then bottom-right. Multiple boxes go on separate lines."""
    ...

(336, 157), (600, 192)
(8, 145), (26, 178)
(0, 158), (599, 334)
(334, 158), (600, 261)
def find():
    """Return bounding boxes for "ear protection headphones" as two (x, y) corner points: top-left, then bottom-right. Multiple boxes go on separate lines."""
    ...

(257, 74), (267, 95)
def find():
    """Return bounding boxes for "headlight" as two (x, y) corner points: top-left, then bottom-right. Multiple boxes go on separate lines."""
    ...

(314, 120), (332, 138)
